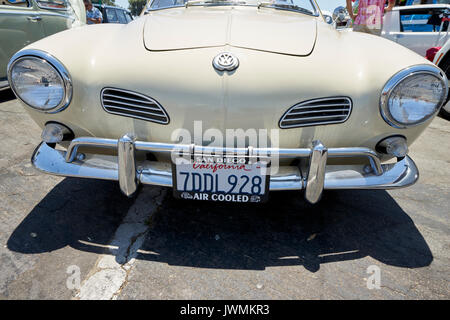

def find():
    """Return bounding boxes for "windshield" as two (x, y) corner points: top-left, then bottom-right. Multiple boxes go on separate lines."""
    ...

(146, 0), (318, 16)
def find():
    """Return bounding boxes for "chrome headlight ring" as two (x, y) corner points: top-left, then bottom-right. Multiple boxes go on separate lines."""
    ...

(7, 49), (72, 113)
(380, 64), (448, 129)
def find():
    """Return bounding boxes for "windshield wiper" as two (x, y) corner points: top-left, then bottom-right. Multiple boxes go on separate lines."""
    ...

(257, 1), (313, 15)
(186, 0), (246, 7)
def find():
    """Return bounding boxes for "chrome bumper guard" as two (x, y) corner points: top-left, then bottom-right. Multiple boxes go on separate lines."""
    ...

(31, 135), (419, 203)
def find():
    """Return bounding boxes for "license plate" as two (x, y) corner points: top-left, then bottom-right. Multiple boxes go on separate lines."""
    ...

(172, 154), (270, 203)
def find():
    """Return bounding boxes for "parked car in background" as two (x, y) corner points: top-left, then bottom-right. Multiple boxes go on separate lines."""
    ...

(427, 41), (450, 119)
(382, 4), (450, 56)
(6, 0), (448, 205)
(93, 3), (133, 23)
(0, 0), (85, 91)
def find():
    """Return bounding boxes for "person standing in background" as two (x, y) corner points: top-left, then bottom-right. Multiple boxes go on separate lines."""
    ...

(84, 0), (103, 25)
(347, 0), (396, 35)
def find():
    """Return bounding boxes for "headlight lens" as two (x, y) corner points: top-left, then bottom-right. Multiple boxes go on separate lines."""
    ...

(11, 58), (64, 110)
(381, 65), (448, 128)
(7, 50), (72, 113)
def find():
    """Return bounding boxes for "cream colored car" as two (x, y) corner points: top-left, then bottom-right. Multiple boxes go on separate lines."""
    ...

(6, 0), (449, 204)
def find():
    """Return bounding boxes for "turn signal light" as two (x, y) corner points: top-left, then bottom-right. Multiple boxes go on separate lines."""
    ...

(376, 136), (408, 158)
(41, 122), (73, 143)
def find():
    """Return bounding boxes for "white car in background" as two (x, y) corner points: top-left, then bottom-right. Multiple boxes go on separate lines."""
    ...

(382, 4), (450, 57)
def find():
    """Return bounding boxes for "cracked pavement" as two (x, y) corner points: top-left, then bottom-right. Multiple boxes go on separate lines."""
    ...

(0, 90), (449, 299)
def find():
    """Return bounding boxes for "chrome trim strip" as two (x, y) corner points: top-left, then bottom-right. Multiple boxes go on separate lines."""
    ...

(7, 49), (73, 113)
(380, 64), (449, 129)
(103, 99), (164, 112)
(282, 115), (348, 122)
(31, 142), (419, 195)
(0, 9), (74, 19)
(103, 93), (162, 108)
(292, 103), (351, 110)
(287, 108), (350, 115)
(0, 9), (37, 15)
(103, 105), (166, 117)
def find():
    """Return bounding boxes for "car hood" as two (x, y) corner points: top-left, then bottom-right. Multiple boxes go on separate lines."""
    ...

(143, 6), (317, 56)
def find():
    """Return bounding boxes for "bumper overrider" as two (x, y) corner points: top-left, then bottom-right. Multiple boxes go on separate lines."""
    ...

(31, 134), (419, 204)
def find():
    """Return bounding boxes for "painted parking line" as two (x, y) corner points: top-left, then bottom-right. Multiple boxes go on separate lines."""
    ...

(75, 186), (166, 300)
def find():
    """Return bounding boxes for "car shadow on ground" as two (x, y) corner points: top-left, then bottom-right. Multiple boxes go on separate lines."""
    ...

(7, 178), (135, 256)
(135, 189), (433, 272)
(8, 178), (433, 272)
(0, 89), (16, 103)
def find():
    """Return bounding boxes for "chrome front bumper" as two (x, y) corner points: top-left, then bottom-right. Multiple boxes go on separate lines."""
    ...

(31, 135), (419, 203)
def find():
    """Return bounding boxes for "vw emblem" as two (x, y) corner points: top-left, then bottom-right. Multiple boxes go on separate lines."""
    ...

(212, 52), (239, 72)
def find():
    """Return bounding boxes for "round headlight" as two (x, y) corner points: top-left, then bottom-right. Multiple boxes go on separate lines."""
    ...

(380, 65), (448, 128)
(324, 15), (333, 24)
(7, 50), (72, 113)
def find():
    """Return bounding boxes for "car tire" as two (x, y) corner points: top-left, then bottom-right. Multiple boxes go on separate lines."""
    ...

(439, 57), (450, 120)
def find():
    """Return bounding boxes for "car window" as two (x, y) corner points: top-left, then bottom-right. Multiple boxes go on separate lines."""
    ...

(400, 8), (450, 32)
(0, 0), (30, 7)
(116, 9), (127, 24)
(125, 12), (133, 23)
(105, 7), (119, 22)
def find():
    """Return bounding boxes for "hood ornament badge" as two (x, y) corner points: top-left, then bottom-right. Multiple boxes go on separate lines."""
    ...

(213, 52), (239, 72)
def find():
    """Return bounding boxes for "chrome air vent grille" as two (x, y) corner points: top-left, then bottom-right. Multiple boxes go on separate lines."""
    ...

(279, 97), (352, 129)
(101, 88), (169, 124)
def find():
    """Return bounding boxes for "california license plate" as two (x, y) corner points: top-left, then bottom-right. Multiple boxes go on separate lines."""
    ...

(172, 155), (270, 203)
